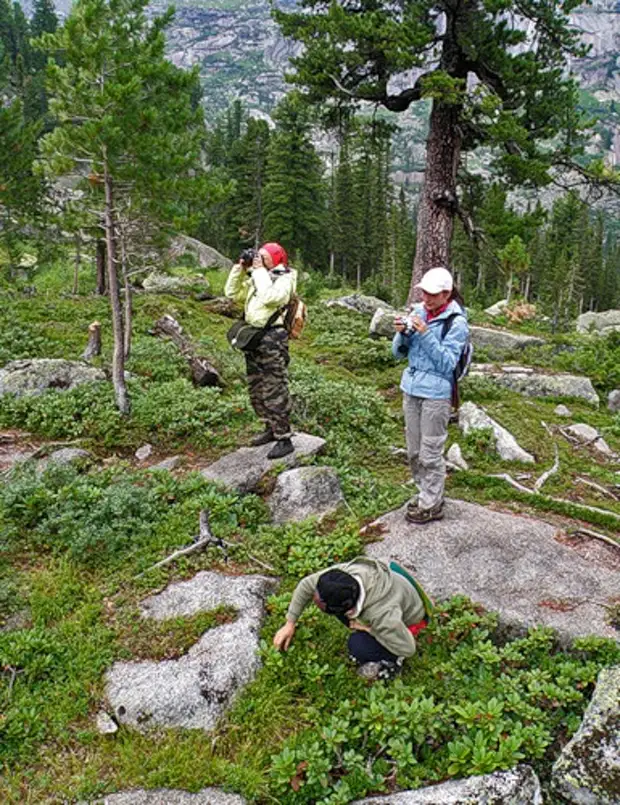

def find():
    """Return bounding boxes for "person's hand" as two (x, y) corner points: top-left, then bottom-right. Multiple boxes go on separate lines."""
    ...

(252, 253), (264, 271)
(410, 315), (427, 334)
(348, 619), (371, 633)
(273, 621), (296, 651)
(394, 316), (407, 333)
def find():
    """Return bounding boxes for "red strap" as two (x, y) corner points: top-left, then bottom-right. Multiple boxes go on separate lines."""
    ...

(408, 618), (428, 637)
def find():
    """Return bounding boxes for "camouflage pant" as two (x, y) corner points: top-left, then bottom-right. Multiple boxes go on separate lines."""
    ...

(245, 327), (292, 439)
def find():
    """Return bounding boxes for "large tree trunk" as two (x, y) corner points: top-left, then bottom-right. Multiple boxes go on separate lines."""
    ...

(407, 100), (462, 305)
(96, 239), (107, 295)
(103, 157), (130, 415)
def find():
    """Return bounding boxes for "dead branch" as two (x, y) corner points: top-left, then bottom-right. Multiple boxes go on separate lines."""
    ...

(134, 508), (217, 579)
(82, 321), (102, 361)
(576, 477), (619, 501)
(487, 473), (620, 524)
(134, 508), (275, 579)
(150, 314), (224, 388)
(568, 527), (620, 550)
(534, 443), (560, 492)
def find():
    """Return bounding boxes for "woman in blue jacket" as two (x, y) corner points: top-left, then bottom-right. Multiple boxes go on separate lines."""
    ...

(392, 267), (469, 524)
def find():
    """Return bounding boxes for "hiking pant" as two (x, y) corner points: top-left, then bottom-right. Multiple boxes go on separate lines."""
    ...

(347, 632), (398, 664)
(245, 327), (292, 440)
(403, 394), (452, 510)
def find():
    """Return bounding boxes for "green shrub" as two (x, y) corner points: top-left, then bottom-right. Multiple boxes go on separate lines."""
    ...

(0, 379), (252, 450)
(266, 598), (620, 803)
(0, 464), (267, 569)
(290, 363), (398, 446)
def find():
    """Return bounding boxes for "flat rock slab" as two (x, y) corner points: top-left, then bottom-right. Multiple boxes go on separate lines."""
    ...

(88, 788), (245, 804)
(469, 366), (599, 406)
(325, 294), (391, 315)
(268, 466), (344, 523)
(459, 402), (534, 463)
(469, 326), (546, 354)
(353, 765), (542, 803)
(367, 500), (620, 644)
(552, 665), (620, 804)
(105, 572), (277, 732)
(200, 433), (326, 493)
(0, 359), (106, 398)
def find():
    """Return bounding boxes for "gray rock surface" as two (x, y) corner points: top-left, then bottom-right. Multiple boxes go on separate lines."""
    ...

(368, 314), (546, 356)
(95, 710), (118, 735)
(566, 424), (615, 457)
(458, 402), (535, 463)
(552, 665), (620, 803)
(0, 359), (105, 398)
(44, 447), (92, 467)
(36, 447), (93, 475)
(148, 455), (184, 472)
(142, 272), (210, 295)
(369, 307), (403, 338)
(555, 404), (573, 417)
(268, 466), (344, 523)
(468, 326), (545, 354)
(168, 234), (233, 271)
(446, 443), (469, 471)
(484, 299), (509, 318)
(469, 366), (599, 406)
(609, 390), (620, 413)
(89, 788), (245, 804)
(325, 294), (391, 316)
(105, 572), (276, 732)
(200, 432), (326, 493)
(353, 765), (542, 803)
(367, 499), (620, 644)
(135, 444), (153, 461)
(577, 309), (620, 334)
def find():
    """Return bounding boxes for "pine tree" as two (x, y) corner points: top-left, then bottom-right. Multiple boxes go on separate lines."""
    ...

(263, 93), (326, 267)
(38, 0), (216, 413)
(275, 0), (608, 302)
(228, 117), (271, 252)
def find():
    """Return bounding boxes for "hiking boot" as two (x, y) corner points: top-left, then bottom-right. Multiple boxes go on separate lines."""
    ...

(251, 428), (275, 447)
(267, 437), (294, 460)
(406, 502), (444, 524)
(406, 496), (419, 515)
(357, 660), (401, 682)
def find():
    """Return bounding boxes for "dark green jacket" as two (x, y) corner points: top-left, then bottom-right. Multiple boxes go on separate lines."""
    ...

(287, 556), (425, 657)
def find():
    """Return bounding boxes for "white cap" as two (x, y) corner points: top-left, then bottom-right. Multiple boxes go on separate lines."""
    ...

(415, 267), (453, 294)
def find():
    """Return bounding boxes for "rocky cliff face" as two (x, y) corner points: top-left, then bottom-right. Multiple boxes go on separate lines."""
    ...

(45, 0), (620, 168)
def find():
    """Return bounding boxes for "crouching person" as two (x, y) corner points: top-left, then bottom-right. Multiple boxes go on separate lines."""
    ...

(273, 556), (431, 681)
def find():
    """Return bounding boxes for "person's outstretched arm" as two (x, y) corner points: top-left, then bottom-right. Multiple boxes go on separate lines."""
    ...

(273, 569), (322, 651)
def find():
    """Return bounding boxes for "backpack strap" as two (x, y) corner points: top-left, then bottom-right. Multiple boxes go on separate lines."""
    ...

(389, 561), (434, 622)
(440, 312), (461, 340)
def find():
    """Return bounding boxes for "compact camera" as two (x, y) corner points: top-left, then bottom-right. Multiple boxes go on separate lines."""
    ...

(240, 248), (257, 267)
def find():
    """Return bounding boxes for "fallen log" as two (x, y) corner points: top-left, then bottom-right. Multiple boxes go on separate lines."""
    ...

(150, 314), (224, 388)
(202, 296), (242, 319)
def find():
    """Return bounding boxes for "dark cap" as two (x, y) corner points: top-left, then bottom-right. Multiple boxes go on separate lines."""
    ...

(316, 570), (360, 616)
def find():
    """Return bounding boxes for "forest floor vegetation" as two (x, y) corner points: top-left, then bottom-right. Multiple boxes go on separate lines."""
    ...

(0, 255), (619, 803)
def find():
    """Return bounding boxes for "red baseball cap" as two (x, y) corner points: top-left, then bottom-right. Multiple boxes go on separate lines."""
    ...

(260, 242), (288, 267)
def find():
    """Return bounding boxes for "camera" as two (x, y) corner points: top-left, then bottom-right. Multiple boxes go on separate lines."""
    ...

(240, 248), (257, 267)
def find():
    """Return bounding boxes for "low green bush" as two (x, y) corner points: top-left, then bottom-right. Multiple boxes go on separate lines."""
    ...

(0, 379), (252, 450)
(0, 464), (268, 569)
(266, 598), (620, 803)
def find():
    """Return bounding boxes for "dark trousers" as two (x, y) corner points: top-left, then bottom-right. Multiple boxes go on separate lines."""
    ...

(245, 328), (291, 439)
(347, 631), (399, 664)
